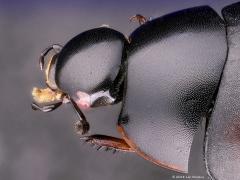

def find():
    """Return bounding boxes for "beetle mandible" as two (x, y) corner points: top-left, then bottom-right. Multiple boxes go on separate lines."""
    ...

(31, 2), (240, 180)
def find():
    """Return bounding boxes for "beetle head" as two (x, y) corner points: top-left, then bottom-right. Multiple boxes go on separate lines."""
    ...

(55, 27), (126, 110)
(31, 44), (90, 135)
(31, 27), (127, 136)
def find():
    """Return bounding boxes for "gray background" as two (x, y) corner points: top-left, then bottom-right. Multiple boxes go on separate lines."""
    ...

(0, 0), (238, 180)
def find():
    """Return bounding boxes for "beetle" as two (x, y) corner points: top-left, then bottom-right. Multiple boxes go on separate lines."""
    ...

(31, 2), (240, 180)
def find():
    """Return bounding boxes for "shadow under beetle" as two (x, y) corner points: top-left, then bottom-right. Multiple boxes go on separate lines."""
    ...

(31, 2), (240, 180)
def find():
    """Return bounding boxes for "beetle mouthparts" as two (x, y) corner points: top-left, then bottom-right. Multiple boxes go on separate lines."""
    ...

(32, 87), (64, 103)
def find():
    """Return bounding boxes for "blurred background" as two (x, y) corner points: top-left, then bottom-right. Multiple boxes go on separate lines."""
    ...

(0, 0), (238, 179)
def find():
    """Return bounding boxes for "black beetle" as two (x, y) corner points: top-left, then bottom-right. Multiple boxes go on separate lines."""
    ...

(31, 2), (240, 180)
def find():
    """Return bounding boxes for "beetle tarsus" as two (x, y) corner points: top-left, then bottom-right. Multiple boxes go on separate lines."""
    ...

(112, 149), (117, 154)
(74, 120), (90, 135)
(130, 14), (148, 25)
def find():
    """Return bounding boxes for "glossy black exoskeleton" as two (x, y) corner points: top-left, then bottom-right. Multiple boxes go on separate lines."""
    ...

(31, 2), (240, 180)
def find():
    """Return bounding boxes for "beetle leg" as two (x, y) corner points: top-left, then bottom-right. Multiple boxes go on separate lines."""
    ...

(80, 134), (135, 152)
(69, 97), (90, 135)
(31, 101), (62, 112)
(39, 44), (62, 71)
(130, 14), (148, 25)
